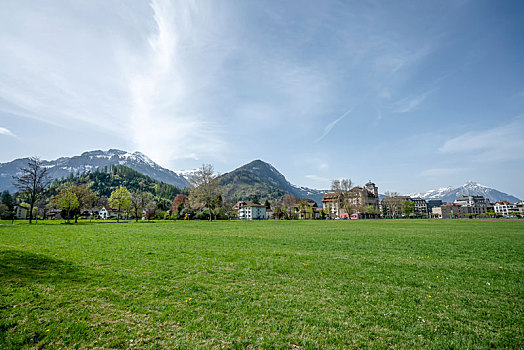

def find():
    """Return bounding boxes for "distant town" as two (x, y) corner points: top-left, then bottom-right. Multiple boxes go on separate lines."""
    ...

(3, 154), (523, 222)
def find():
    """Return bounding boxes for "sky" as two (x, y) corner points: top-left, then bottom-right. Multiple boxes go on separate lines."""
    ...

(1, 0), (523, 198)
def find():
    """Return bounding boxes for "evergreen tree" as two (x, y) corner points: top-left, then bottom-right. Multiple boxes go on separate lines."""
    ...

(253, 194), (260, 204)
(1, 191), (14, 212)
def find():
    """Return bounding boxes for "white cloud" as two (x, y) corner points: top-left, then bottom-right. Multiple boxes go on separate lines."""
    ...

(0, 127), (15, 137)
(121, 0), (231, 166)
(439, 121), (524, 162)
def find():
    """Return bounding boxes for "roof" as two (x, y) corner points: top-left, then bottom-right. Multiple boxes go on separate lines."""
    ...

(442, 203), (461, 207)
(322, 192), (340, 202)
(246, 203), (265, 207)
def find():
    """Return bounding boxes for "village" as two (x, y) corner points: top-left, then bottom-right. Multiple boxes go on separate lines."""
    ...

(8, 179), (524, 222)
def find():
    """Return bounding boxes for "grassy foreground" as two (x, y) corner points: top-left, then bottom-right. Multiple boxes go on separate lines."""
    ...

(0, 220), (522, 349)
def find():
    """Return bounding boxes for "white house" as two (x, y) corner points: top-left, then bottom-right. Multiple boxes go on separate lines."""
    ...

(99, 207), (117, 220)
(238, 204), (266, 220)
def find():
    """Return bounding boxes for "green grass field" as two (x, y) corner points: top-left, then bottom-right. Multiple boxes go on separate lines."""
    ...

(1, 220), (523, 349)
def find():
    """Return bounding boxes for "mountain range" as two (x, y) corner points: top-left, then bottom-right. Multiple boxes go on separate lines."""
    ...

(408, 181), (521, 203)
(0, 149), (189, 192)
(1, 149), (521, 204)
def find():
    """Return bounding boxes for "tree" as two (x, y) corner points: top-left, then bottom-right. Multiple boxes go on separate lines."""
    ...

(131, 191), (154, 222)
(330, 178), (355, 214)
(264, 199), (271, 210)
(282, 194), (298, 207)
(171, 194), (189, 212)
(188, 164), (220, 221)
(402, 200), (415, 217)
(0, 203), (10, 220)
(52, 187), (79, 223)
(109, 186), (132, 222)
(13, 157), (50, 223)
(1, 191), (15, 221)
(252, 194), (260, 205)
(70, 185), (98, 223)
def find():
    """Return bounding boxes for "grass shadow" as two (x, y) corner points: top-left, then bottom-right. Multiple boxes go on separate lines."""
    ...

(0, 249), (92, 284)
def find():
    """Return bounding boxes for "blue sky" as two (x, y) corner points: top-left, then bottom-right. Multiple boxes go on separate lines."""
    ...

(1, 0), (523, 198)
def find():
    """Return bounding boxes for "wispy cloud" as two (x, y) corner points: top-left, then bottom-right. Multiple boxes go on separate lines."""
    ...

(0, 127), (15, 137)
(122, 0), (228, 165)
(315, 107), (354, 143)
(391, 89), (436, 113)
(439, 120), (524, 162)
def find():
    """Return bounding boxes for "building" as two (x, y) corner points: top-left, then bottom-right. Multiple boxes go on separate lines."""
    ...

(322, 181), (380, 218)
(517, 201), (524, 214)
(321, 192), (341, 218)
(351, 181), (380, 212)
(493, 201), (519, 216)
(238, 204), (266, 220)
(233, 201), (247, 210)
(427, 199), (443, 213)
(381, 196), (410, 218)
(410, 197), (428, 215)
(99, 207), (117, 220)
(454, 196), (491, 215)
(14, 205), (28, 220)
(440, 203), (469, 218)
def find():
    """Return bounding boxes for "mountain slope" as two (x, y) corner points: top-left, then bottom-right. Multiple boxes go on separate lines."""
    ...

(218, 160), (327, 204)
(47, 165), (183, 209)
(409, 181), (521, 203)
(0, 149), (189, 192)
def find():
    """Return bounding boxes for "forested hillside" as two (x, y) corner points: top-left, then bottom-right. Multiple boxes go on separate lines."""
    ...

(46, 166), (184, 209)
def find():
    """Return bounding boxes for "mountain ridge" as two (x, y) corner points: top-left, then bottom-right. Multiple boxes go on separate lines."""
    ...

(2, 150), (521, 204)
(0, 149), (189, 192)
(408, 181), (521, 203)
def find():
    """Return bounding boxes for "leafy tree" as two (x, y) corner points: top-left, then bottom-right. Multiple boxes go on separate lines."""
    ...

(70, 185), (98, 223)
(281, 203), (288, 220)
(402, 200), (415, 217)
(109, 186), (132, 222)
(52, 188), (79, 223)
(13, 157), (50, 223)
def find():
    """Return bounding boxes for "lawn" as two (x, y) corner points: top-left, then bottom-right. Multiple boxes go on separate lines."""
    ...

(0, 220), (523, 349)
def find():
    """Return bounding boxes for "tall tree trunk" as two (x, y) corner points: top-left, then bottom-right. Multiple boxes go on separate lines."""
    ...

(29, 203), (34, 224)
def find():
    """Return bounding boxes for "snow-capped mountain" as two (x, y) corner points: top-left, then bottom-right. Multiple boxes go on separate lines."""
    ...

(174, 169), (199, 183)
(0, 149), (189, 192)
(409, 181), (521, 203)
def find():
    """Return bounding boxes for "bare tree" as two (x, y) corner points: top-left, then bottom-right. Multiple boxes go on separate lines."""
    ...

(13, 157), (51, 224)
(188, 164), (220, 221)
(131, 191), (154, 222)
(330, 178), (356, 214)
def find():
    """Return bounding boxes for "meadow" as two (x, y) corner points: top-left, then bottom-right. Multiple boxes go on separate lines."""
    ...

(0, 220), (522, 349)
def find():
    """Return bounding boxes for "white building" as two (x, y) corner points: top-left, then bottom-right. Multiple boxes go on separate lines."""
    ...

(99, 207), (116, 220)
(238, 204), (266, 220)
(493, 201), (518, 216)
